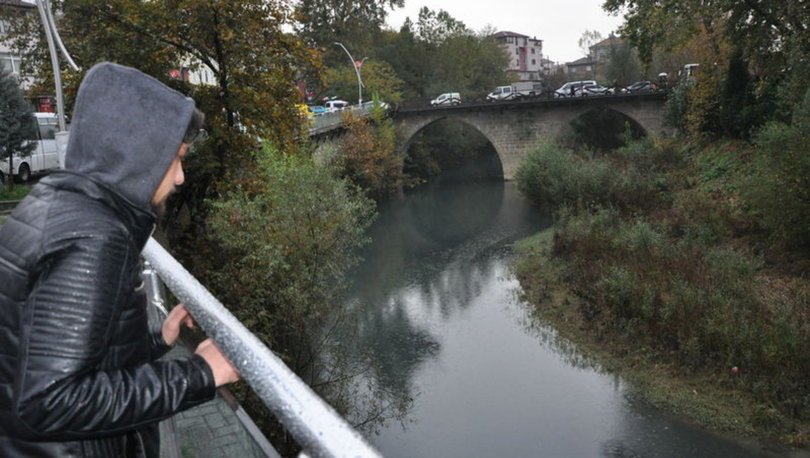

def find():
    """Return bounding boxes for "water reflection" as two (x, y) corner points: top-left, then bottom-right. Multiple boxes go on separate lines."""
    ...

(338, 179), (792, 457)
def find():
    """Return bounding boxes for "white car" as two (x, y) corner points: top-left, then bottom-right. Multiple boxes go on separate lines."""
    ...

(324, 100), (350, 112)
(430, 92), (461, 106)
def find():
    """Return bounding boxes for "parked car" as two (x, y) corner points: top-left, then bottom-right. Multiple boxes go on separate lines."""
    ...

(626, 81), (656, 93)
(0, 112), (62, 183)
(555, 80), (597, 98)
(578, 84), (612, 96)
(430, 92), (461, 106)
(324, 100), (350, 112)
(308, 105), (328, 116)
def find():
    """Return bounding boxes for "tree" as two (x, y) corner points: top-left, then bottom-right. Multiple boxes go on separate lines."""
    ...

(323, 60), (404, 105)
(603, 43), (641, 86)
(375, 13), (509, 101)
(0, 72), (36, 190)
(3, 0), (317, 198)
(602, 0), (810, 114)
(578, 29), (604, 57)
(295, 0), (403, 66)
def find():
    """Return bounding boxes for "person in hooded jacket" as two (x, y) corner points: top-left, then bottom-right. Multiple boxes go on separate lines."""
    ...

(0, 62), (239, 457)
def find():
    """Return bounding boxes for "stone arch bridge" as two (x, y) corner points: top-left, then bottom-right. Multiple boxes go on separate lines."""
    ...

(313, 93), (673, 180)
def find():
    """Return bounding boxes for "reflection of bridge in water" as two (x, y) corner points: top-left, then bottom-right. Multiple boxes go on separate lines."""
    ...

(312, 93), (672, 180)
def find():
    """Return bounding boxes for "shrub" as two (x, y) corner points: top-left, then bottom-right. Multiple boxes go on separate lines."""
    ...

(516, 140), (664, 212)
(550, 208), (810, 417)
(207, 144), (375, 372)
(743, 89), (810, 250)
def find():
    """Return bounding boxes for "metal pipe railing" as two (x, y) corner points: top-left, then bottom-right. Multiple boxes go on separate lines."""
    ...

(141, 238), (381, 458)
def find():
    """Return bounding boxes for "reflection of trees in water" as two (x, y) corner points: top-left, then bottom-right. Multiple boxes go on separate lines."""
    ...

(325, 181), (551, 436)
(511, 287), (606, 373)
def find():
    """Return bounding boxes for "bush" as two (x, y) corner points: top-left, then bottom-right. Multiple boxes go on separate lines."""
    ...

(516, 140), (665, 212)
(206, 144), (375, 372)
(551, 208), (810, 417)
(743, 89), (810, 250)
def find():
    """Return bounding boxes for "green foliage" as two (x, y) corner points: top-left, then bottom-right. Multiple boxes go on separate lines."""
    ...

(4, 0), (316, 197)
(552, 207), (810, 418)
(376, 17), (509, 100)
(743, 90), (810, 249)
(206, 144), (375, 372)
(337, 111), (406, 200)
(0, 72), (36, 191)
(323, 60), (403, 104)
(295, 0), (403, 65)
(603, 43), (641, 86)
(515, 140), (665, 211)
(718, 49), (758, 139)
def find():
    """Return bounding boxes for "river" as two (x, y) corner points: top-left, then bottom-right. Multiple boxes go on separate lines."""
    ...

(339, 177), (799, 458)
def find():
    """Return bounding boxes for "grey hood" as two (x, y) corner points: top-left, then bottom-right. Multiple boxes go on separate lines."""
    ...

(65, 62), (195, 211)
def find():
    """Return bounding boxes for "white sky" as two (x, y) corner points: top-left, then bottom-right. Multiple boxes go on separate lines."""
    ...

(385, 0), (625, 64)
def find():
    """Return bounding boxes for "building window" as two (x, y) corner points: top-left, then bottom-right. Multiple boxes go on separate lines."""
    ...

(532, 59), (536, 65)
(515, 49), (519, 55)
(586, 65), (592, 71)
(0, 54), (21, 75)
(531, 48), (535, 54)
(506, 36), (513, 43)
(516, 60), (519, 66)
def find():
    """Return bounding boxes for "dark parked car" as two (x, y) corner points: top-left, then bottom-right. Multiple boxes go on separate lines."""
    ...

(626, 81), (656, 93)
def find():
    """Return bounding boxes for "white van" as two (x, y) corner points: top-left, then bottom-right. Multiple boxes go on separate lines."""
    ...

(0, 112), (62, 183)
(324, 100), (350, 112)
(430, 92), (461, 106)
(555, 80), (597, 98)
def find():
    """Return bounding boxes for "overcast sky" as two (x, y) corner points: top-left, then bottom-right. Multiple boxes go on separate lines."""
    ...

(385, 0), (625, 64)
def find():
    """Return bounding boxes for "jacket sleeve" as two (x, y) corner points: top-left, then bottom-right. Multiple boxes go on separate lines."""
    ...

(13, 233), (217, 440)
(149, 322), (173, 361)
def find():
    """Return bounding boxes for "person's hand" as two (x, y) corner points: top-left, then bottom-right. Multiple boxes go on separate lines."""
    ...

(195, 338), (240, 387)
(162, 304), (194, 346)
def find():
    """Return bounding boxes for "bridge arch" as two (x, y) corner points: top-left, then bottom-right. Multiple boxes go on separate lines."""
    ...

(396, 115), (505, 178)
(393, 95), (672, 179)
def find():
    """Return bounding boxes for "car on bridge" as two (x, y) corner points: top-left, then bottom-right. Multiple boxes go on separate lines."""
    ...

(626, 81), (657, 93)
(555, 80), (597, 98)
(430, 92), (461, 106)
(308, 105), (328, 116)
(325, 100), (350, 112)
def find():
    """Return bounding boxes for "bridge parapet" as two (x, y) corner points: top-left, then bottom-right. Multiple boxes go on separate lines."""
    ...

(392, 93), (673, 179)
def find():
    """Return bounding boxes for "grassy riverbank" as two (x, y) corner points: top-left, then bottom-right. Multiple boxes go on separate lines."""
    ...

(512, 132), (810, 448)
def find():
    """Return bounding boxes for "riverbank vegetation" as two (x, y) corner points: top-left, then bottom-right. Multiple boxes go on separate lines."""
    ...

(514, 1), (810, 446)
(514, 95), (810, 446)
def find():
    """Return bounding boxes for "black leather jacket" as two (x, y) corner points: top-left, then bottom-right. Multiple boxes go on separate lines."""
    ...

(0, 172), (216, 457)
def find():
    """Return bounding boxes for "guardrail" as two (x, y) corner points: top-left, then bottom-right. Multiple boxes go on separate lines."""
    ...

(308, 102), (387, 136)
(142, 238), (381, 458)
(0, 199), (21, 216)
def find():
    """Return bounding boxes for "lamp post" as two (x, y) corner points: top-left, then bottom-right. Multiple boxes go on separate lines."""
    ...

(333, 42), (366, 106)
(34, 0), (79, 168)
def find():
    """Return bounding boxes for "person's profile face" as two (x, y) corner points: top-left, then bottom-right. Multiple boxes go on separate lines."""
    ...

(151, 144), (188, 216)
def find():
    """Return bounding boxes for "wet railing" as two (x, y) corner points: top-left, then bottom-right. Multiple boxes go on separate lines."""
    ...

(141, 238), (381, 458)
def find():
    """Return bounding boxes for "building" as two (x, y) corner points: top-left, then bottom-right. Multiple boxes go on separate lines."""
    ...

(589, 33), (625, 64)
(491, 31), (544, 81)
(565, 56), (595, 78)
(0, 0), (33, 87)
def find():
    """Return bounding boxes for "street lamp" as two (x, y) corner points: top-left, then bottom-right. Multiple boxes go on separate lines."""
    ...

(34, 0), (80, 168)
(333, 42), (366, 106)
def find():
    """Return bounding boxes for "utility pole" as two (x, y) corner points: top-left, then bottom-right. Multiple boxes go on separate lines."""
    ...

(34, 0), (79, 168)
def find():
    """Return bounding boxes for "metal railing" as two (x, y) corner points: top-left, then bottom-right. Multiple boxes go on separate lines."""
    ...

(308, 102), (386, 136)
(141, 238), (381, 458)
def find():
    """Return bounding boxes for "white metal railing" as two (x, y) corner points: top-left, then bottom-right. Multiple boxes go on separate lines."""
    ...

(142, 238), (381, 458)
